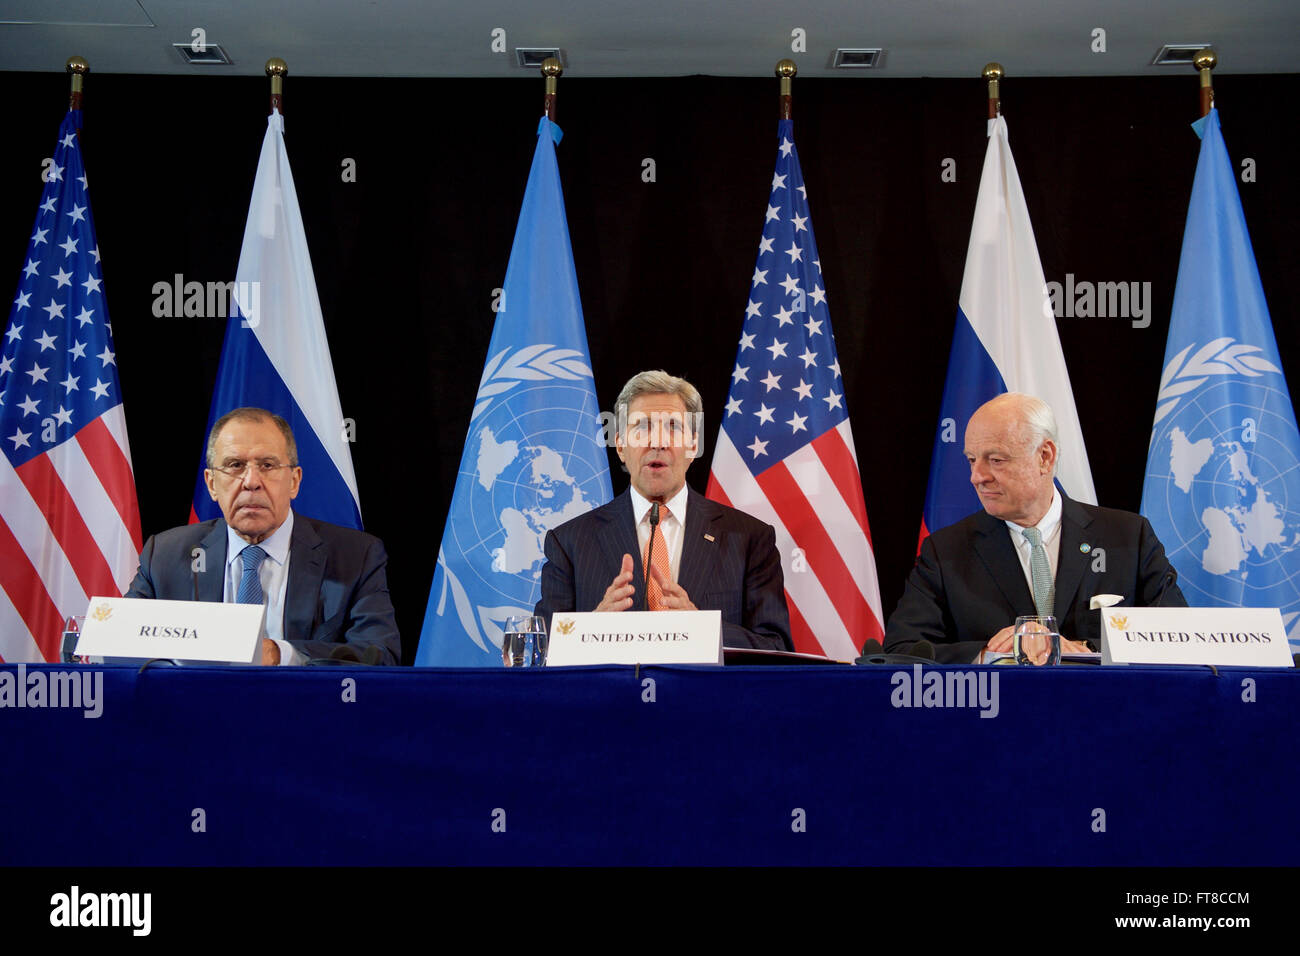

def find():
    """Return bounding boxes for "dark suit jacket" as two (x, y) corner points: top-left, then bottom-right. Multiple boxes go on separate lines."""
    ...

(124, 513), (401, 665)
(535, 487), (793, 651)
(885, 496), (1186, 663)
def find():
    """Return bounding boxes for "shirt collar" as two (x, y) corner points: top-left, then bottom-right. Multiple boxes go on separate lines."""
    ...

(629, 484), (689, 526)
(225, 509), (294, 567)
(1005, 487), (1061, 542)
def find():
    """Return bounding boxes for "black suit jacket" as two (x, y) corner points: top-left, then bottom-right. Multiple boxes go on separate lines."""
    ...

(124, 513), (401, 665)
(535, 487), (793, 651)
(885, 496), (1186, 663)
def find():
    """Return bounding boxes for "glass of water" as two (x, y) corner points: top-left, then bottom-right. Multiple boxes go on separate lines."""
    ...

(502, 615), (548, 668)
(1013, 615), (1061, 666)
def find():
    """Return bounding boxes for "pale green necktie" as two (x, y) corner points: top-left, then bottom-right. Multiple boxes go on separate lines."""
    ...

(1021, 526), (1054, 618)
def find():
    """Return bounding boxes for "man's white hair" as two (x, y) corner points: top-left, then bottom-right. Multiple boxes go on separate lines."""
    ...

(983, 392), (1059, 471)
(1015, 393), (1058, 448)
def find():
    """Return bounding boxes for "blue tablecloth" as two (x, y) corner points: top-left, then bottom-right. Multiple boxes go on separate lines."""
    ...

(1, 663), (1294, 865)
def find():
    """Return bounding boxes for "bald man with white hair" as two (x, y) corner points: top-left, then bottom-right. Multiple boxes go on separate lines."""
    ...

(885, 392), (1185, 663)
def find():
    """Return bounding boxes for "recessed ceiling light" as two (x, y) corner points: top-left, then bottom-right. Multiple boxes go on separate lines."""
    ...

(832, 48), (886, 69)
(516, 48), (565, 69)
(1152, 44), (1213, 66)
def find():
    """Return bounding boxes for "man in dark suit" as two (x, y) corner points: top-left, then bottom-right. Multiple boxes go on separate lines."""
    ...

(125, 407), (400, 665)
(885, 393), (1185, 664)
(535, 371), (792, 651)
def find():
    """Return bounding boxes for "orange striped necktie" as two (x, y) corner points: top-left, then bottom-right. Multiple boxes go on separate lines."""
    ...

(645, 505), (672, 611)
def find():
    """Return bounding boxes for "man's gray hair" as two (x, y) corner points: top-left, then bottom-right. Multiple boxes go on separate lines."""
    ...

(1015, 393), (1059, 449)
(615, 370), (703, 430)
(206, 407), (299, 468)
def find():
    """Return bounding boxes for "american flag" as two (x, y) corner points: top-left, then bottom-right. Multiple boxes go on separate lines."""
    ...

(705, 118), (884, 660)
(0, 109), (142, 662)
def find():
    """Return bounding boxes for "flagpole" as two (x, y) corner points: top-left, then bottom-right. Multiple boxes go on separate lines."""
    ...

(66, 56), (87, 111)
(1194, 48), (1216, 117)
(983, 62), (1003, 118)
(542, 56), (561, 121)
(776, 58), (795, 119)
(266, 56), (287, 114)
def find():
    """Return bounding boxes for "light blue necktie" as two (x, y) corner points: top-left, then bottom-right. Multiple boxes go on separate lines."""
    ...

(236, 545), (267, 605)
(1021, 526), (1054, 618)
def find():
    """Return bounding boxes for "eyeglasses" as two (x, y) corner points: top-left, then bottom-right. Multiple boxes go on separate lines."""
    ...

(210, 459), (297, 479)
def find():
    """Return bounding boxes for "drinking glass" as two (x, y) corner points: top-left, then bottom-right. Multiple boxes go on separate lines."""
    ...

(1013, 615), (1061, 666)
(502, 615), (548, 668)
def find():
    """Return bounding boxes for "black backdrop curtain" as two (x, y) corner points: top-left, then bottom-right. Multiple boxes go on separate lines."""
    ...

(2, 71), (1297, 662)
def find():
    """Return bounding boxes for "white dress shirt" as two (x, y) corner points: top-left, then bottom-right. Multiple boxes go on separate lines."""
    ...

(1004, 488), (1062, 599)
(630, 484), (689, 582)
(223, 511), (300, 666)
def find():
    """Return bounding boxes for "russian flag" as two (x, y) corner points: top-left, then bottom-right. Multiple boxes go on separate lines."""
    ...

(191, 110), (360, 528)
(920, 115), (1096, 544)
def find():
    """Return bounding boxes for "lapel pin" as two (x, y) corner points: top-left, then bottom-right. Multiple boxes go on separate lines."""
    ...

(704, 533), (715, 543)
(1080, 543), (1091, 553)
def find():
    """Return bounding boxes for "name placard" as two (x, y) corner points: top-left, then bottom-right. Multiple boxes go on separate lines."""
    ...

(74, 596), (264, 664)
(546, 610), (722, 666)
(1101, 606), (1294, 668)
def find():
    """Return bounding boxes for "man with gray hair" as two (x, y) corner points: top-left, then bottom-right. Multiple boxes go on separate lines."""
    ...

(536, 370), (792, 651)
(885, 392), (1185, 663)
(125, 407), (400, 665)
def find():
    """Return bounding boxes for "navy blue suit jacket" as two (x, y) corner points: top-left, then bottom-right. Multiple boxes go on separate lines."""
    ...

(124, 513), (401, 665)
(884, 495), (1186, 663)
(535, 488), (793, 651)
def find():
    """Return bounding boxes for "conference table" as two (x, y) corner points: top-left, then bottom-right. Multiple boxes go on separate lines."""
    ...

(1, 661), (1294, 866)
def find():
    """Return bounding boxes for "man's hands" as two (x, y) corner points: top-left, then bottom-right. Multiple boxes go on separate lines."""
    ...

(594, 554), (697, 612)
(979, 624), (1090, 662)
(260, 637), (281, 666)
(648, 563), (697, 611)
(595, 554), (637, 611)
(984, 625), (1016, 656)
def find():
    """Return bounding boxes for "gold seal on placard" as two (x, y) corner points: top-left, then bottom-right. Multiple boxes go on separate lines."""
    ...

(1108, 614), (1128, 630)
(556, 618), (576, 636)
(91, 603), (113, 622)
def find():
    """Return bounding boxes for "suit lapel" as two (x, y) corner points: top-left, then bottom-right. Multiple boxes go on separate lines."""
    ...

(283, 515), (324, 644)
(1053, 496), (1094, 621)
(972, 512), (1035, 615)
(677, 489), (718, 598)
(597, 490), (646, 594)
(197, 522), (228, 602)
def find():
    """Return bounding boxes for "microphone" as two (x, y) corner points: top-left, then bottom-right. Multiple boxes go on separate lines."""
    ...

(645, 503), (661, 612)
(1150, 568), (1178, 607)
(856, 638), (937, 665)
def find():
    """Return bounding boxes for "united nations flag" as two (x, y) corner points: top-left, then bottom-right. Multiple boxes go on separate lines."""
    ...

(1141, 108), (1300, 652)
(415, 118), (613, 666)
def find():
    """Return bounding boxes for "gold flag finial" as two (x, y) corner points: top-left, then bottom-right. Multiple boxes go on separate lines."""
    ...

(266, 57), (287, 113)
(776, 59), (796, 119)
(66, 56), (88, 108)
(542, 57), (562, 121)
(983, 62), (1004, 118)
